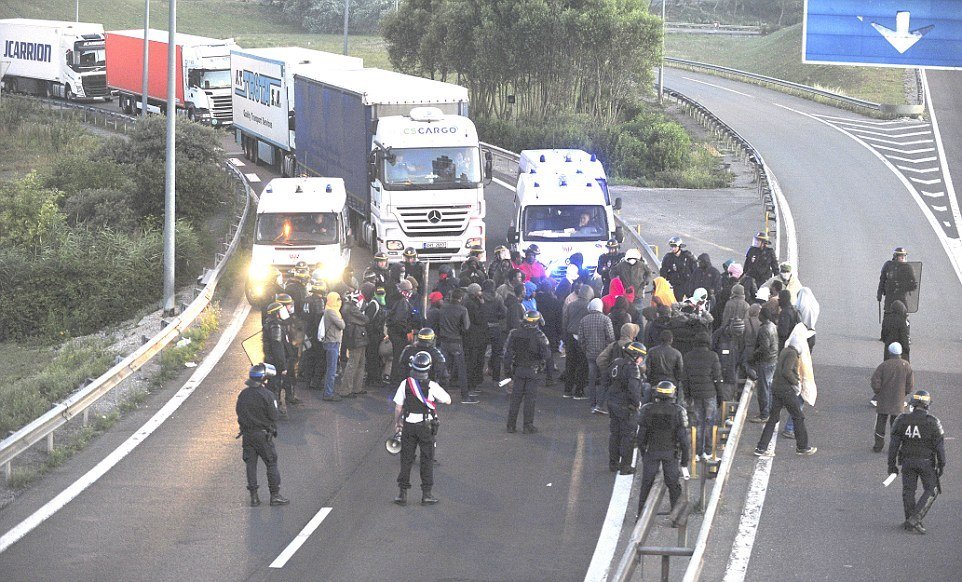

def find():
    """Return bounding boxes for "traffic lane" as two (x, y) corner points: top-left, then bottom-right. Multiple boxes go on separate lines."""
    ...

(276, 381), (615, 582)
(664, 72), (962, 578)
(0, 308), (400, 581)
(927, 70), (962, 225)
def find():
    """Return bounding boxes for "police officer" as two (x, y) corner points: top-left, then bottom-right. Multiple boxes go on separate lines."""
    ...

(393, 352), (452, 506)
(608, 342), (647, 474)
(403, 247), (425, 292)
(285, 261), (311, 314)
(363, 251), (390, 290)
(636, 381), (691, 518)
(397, 328), (450, 384)
(744, 231), (778, 289)
(502, 310), (551, 434)
(888, 390), (946, 534)
(263, 300), (295, 415)
(297, 272), (327, 392)
(660, 237), (696, 296)
(236, 363), (289, 507)
(597, 238), (624, 294)
(877, 247), (918, 312)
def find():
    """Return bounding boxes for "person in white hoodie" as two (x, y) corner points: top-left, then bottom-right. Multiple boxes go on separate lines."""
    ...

(795, 287), (820, 353)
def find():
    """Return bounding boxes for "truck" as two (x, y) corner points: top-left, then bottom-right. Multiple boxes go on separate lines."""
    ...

(231, 47), (362, 177)
(507, 149), (623, 278)
(0, 18), (109, 100)
(246, 177), (351, 306)
(105, 29), (237, 126)
(294, 68), (492, 263)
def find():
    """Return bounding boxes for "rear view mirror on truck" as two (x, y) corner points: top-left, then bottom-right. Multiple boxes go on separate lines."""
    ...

(614, 197), (622, 211)
(484, 150), (493, 183)
(615, 226), (625, 243)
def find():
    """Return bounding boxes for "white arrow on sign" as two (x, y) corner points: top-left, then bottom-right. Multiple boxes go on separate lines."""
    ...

(863, 11), (934, 54)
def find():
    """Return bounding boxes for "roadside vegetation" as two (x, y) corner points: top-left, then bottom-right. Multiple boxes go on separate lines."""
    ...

(666, 24), (908, 105)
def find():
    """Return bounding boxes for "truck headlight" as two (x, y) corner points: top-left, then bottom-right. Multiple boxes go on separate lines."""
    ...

(386, 240), (403, 251)
(319, 257), (347, 282)
(466, 238), (482, 249)
(248, 262), (275, 283)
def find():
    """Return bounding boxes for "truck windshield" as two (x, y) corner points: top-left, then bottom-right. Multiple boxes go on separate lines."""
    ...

(71, 43), (105, 71)
(522, 205), (608, 242)
(381, 147), (481, 190)
(198, 69), (232, 90)
(256, 212), (338, 245)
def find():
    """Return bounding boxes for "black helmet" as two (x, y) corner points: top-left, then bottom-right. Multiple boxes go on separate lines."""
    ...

(654, 380), (677, 401)
(523, 310), (541, 326)
(525, 244), (541, 255)
(416, 327), (436, 347)
(373, 251), (388, 262)
(439, 264), (454, 276)
(910, 389), (931, 409)
(606, 238), (620, 249)
(893, 247), (908, 256)
(411, 351), (432, 380)
(623, 341), (647, 360)
(265, 301), (285, 315)
(249, 362), (277, 381)
(403, 247), (418, 259)
(274, 293), (294, 306)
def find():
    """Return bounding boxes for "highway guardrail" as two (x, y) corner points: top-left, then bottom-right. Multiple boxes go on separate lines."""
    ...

(7, 93), (137, 133)
(0, 97), (253, 482)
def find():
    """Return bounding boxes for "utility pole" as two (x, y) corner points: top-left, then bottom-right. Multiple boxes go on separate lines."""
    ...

(163, 0), (177, 315)
(342, 0), (350, 55)
(75, 0), (79, 22)
(659, 0), (666, 103)
(141, 0), (149, 117)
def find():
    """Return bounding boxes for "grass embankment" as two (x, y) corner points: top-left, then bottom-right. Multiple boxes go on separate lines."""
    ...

(0, 0), (391, 68)
(666, 23), (908, 105)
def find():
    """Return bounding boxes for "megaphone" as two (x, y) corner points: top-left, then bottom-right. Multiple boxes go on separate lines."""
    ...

(385, 430), (402, 455)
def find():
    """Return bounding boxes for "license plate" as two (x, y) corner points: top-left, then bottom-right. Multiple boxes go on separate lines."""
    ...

(423, 242), (446, 249)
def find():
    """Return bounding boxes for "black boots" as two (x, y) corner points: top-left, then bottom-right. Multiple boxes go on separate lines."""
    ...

(421, 490), (438, 505)
(394, 489), (407, 506)
(250, 490), (261, 507)
(269, 493), (290, 506)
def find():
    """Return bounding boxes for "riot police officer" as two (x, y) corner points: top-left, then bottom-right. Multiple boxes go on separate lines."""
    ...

(597, 238), (624, 294)
(393, 352), (452, 506)
(660, 237), (696, 296)
(403, 247), (425, 291)
(608, 342), (647, 474)
(396, 328), (449, 384)
(502, 310), (551, 434)
(636, 381), (691, 518)
(236, 363), (289, 507)
(263, 300), (295, 414)
(888, 390), (946, 534)
(363, 251), (390, 290)
(877, 247), (918, 312)
(744, 231), (778, 288)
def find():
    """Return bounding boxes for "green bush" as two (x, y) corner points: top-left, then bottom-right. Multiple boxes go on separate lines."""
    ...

(62, 188), (139, 230)
(0, 172), (65, 248)
(44, 154), (134, 194)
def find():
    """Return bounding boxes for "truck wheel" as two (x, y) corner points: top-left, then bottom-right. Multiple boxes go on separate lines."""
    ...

(64, 86), (73, 101)
(187, 107), (196, 122)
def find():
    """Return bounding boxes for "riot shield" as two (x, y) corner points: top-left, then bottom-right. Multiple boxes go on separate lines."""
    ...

(903, 261), (922, 313)
(242, 330), (265, 366)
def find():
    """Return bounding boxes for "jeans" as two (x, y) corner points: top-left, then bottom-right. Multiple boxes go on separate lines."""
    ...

(754, 362), (776, 418)
(690, 396), (718, 456)
(322, 342), (340, 398)
(757, 387), (809, 451)
(785, 394), (804, 433)
(441, 340), (468, 398)
(588, 359), (606, 408)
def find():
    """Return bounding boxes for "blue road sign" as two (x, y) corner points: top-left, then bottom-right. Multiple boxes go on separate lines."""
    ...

(803, 0), (962, 69)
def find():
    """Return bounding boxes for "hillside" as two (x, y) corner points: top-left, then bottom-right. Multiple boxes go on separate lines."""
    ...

(666, 23), (909, 105)
(0, 0), (392, 68)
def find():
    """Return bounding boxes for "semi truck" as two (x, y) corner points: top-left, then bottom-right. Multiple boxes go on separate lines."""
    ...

(294, 68), (491, 263)
(246, 177), (351, 306)
(106, 29), (237, 126)
(508, 149), (622, 278)
(0, 18), (109, 100)
(231, 47), (362, 177)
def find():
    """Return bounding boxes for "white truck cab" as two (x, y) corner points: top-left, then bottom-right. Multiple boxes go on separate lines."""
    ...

(246, 177), (351, 305)
(508, 149), (622, 278)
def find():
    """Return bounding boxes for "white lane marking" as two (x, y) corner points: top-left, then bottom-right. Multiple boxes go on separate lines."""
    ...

(896, 166), (940, 174)
(245, 173), (262, 183)
(933, 205), (949, 212)
(846, 128), (932, 138)
(681, 76), (754, 97)
(921, 190), (945, 198)
(584, 449), (638, 582)
(269, 507), (333, 569)
(774, 101), (962, 288)
(0, 302), (252, 555)
(921, 70), (962, 234)
(724, 424), (779, 581)
(910, 177), (942, 185)
(886, 155), (937, 163)
(228, 158), (246, 167)
(859, 136), (934, 146)
(871, 145), (935, 154)
(815, 114), (919, 126)
(493, 177), (515, 191)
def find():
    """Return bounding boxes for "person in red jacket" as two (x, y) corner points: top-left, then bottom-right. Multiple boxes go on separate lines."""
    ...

(518, 244), (547, 282)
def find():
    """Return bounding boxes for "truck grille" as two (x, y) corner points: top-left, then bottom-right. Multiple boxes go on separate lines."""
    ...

(82, 74), (108, 98)
(209, 94), (233, 122)
(395, 205), (472, 237)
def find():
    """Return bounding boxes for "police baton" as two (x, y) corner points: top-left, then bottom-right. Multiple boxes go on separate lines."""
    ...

(878, 299), (882, 325)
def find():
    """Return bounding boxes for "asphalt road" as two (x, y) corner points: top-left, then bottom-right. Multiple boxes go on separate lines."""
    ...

(662, 70), (962, 581)
(0, 129), (619, 581)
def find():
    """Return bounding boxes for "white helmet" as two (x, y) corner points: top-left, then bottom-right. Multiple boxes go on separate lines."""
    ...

(625, 248), (642, 261)
(690, 288), (708, 304)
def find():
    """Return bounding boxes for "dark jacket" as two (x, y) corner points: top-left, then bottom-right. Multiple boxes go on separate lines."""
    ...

(606, 357), (642, 409)
(437, 301), (470, 343)
(637, 400), (691, 465)
(503, 325), (551, 375)
(646, 342), (685, 395)
(504, 293), (525, 332)
(341, 300), (371, 349)
(881, 301), (910, 360)
(236, 380), (277, 434)
(597, 323), (642, 372)
(776, 304), (800, 348)
(480, 290), (508, 331)
(687, 253), (721, 300)
(684, 342), (722, 400)
(751, 320), (779, 365)
(562, 285), (595, 334)
(660, 249), (696, 295)
(771, 345), (800, 396)
(464, 294), (487, 344)
(536, 288), (563, 345)
(744, 246), (778, 286)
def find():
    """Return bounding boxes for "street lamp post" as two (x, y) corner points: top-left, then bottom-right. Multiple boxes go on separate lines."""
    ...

(342, 0), (350, 55)
(141, 0), (149, 117)
(659, 0), (666, 103)
(163, 0), (177, 315)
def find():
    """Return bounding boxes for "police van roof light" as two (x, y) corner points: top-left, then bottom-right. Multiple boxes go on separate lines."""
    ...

(539, 154), (546, 162)
(590, 154), (597, 162)
(326, 184), (332, 193)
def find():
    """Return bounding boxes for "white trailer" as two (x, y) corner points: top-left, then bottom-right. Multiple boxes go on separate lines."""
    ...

(231, 47), (362, 176)
(0, 18), (109, 100)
